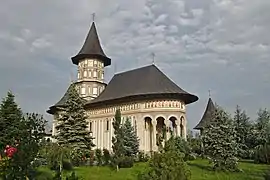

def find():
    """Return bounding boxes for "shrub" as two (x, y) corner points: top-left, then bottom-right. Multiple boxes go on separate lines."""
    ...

(118, 156), (134, 168)
(138, 149), (190, 180)
(95, 149), (102, 166)
(89, 150), (95, 166)
(138, 151), (150, 162)
(103, 149), (111, 165)
(66, 172), (79, 180)
(166, 137), (192, 161)
(63, 160), (73, 171)
(254, 144), (270, 164)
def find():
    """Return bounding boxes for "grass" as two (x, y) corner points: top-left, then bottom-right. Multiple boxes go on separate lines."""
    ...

(37, 159), (269, 180)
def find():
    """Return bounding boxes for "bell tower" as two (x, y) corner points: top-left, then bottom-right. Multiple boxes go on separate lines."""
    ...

(71, 20), (111, 101)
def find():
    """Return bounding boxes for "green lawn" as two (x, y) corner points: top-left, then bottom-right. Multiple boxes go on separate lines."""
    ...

(37, 159), (269, 180)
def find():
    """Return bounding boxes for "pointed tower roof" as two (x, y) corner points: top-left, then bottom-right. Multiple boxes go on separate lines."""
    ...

(71, 22), (111, 66)
(86, 64), (198, 106)
(194, 97), (216, 130)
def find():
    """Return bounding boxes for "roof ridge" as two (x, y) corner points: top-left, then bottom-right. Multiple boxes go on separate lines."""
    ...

(115, 64), (156, 76)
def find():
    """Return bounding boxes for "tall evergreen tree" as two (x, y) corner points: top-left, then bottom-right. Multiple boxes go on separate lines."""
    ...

(55, 83), (94, 153)
(233, 105), (252, 158)
(202, 106), (239, 171)
(122, 117), (139, 157)
(111, 109), (125, 170)
(0, 91), (23, 151)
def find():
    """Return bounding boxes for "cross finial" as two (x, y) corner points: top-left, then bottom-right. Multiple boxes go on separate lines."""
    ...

(151, 52), (155, 64)
(208, 90), (211, 97)
(92, 13), (96, 22)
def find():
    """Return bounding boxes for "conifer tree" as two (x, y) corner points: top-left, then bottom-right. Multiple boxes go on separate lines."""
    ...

(0, 91), (23, 151)
(55, 83), (94, 154)
(122, 117), (139, 157)
(202, 106), (239, 171)
(111, 109), (124, 170)
(233, 105), (252, 158)
(254, 108), (270, 145)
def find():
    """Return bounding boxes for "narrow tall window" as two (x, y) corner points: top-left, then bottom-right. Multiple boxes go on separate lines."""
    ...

(93, 87), (98, 95)
(106, 120), (109, 131)
(89, 122), (92, 132)
(93, 71), (97, 78)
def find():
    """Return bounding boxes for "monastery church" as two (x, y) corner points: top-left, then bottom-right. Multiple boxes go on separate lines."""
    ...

(47, 20), (199, 153)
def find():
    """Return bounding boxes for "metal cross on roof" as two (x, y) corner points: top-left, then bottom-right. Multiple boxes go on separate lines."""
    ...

(208, 90), (211, 97)
(151, 52), (155, 64)
(92, 13), (96, 22)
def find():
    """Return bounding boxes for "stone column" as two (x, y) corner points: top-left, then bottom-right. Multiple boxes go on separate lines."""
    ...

(165, 120), (171, 140)
(152, 120), (157, 151)
(176, 119), (181, 137)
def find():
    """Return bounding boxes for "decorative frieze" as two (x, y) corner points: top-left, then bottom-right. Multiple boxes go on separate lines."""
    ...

(88, 100), (185, 116)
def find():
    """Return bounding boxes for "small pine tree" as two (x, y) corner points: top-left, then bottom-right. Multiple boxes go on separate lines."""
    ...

(55, 83), (95, 158)
(202, 106), (239, 171)
(111, 109), (125, 170)
(122, 117), (139, 157)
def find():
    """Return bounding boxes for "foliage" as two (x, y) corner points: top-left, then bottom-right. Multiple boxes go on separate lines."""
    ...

(264, 169), (270, 180)
(172, 136), (193, 161)
(202, 106), (239, 171)
(138, 151), (150, 162)
(89, 150), (95, 166)
(138, 136), (191, 180)
(103, 149), (111, 165)
(118, 156), (134, 168)
(95, 149), (102, 166)
(233, 105), (252, 159)
(111, 109), (125, 170)
(66, 172), (79, 180)
(122, 117), (139, 157)
(0, 91), (23, 151)
(254, 109), (270, 146)
(254, 144), (270, 164)
(0, 91), (47, 179)
(55, 83), (95, 164)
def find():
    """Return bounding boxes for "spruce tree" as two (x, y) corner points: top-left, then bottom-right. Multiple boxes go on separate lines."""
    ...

(122, 117), (139, 157)
(254, 108), (270, 145)
(111, 109), (124, 170)
(233, 105), (252, 158)
(202, 106), (239, 171)
(0, 91), (23, 151)
(55, 83), (94, 154)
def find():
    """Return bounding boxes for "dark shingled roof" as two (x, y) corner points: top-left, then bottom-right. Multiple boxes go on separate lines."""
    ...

(87, 64), (198, 106)
(194, 97), (216, 130)
(47, 83), (86, 114)
(71, 22), (111, 66)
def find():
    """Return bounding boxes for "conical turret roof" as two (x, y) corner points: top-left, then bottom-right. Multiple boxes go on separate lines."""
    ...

(194, 97), (216, 130)
(71, 22), (111, 66)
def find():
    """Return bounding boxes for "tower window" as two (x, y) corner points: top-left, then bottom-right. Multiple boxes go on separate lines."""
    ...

(89, 60), (93, 67)
(93, 87), (98, 95)
(81, 87), (86, 94)
(93, 71), (97, 78)
(83, 71), (87, 77)
(94, 60), (97, 67)
(89, 70), (92, 78)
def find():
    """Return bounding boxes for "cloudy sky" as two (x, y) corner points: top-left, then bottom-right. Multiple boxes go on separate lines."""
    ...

(0, 0), (269, 130)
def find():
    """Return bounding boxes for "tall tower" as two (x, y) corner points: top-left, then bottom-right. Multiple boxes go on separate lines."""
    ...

(71, 21), (111, 100)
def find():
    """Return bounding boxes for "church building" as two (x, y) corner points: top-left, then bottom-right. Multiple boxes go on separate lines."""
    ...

(47, 20), (199, 153)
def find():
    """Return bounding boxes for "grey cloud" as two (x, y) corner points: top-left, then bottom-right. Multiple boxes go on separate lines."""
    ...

(0, 0), (269, 130)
